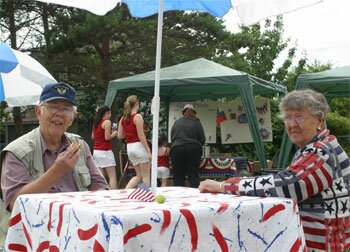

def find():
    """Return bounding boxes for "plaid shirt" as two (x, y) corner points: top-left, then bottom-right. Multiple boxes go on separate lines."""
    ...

(224, 129), (350, 252)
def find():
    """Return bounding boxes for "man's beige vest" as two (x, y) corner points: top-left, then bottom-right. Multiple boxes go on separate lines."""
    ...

(0, 127), (91, 249)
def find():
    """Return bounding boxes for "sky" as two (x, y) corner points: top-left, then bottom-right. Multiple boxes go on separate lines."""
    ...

(223, 0), (350, 69)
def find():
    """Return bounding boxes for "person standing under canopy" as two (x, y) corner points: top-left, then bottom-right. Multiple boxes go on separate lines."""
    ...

(199, 89), (350, 252)
(171, 104), (205, 188)
(157, 134), (170, 187)
(117, 95), (151, 188)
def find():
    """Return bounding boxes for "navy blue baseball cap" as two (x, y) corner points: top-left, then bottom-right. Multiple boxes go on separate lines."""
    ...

(40, 82), (76, 105)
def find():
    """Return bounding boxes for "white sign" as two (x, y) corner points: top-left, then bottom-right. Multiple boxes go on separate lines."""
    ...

(168, 102), (217, 143)
(168, 99), (272, 144)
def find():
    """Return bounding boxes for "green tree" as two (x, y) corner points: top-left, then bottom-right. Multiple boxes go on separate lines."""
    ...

(216, 17), (297, 84)
(0, 0), (46, 137)
(27, 6), (234, 130)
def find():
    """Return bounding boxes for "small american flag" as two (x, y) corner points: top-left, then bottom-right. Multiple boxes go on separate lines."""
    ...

(128, 181), (155, 202)
(216, 110), (227, 124)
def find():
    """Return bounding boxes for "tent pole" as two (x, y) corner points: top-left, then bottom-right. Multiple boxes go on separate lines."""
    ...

(238, 81), (268, 169)
(150, 0), (164, 193)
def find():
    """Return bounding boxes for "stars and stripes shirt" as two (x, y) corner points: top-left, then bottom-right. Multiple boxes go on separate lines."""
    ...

(223, 129), (350, 252)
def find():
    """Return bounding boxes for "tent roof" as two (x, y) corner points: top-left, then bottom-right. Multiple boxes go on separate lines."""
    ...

(105, 58), (286, 105)
(105, 58), (287, 169)
(296, 65), (350, 98)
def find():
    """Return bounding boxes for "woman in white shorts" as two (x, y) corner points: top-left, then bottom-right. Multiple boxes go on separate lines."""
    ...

(117, 95), (151, 188)
(92, 106), (118, 189)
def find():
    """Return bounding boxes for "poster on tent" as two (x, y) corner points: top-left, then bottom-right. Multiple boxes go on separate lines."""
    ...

(168, 101), (217, 143)
(218, 99), (272, 144)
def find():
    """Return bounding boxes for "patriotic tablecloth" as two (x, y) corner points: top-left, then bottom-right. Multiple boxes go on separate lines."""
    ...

(4, 187), (305, 252)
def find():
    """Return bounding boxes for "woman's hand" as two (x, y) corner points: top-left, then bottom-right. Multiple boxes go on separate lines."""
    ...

(199, 179), (221, 193)
(111, 130), (118, 138)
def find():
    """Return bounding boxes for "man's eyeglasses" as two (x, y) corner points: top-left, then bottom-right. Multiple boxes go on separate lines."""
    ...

(283, 115), (306, 124)
(42, 104), (74, 117)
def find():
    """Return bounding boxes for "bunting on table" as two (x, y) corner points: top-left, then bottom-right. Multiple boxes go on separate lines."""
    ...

(128, 181), (155, 202)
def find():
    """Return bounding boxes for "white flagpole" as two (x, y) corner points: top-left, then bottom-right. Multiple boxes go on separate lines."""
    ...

(150, 0), (163, 193)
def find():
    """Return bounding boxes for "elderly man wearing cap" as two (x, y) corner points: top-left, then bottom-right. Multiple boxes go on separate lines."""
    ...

(170, 104), (205, 188)
(0, 82), (108, 247)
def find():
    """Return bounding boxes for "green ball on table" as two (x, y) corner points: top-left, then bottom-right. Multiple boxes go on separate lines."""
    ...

(155, 194), (166, 203)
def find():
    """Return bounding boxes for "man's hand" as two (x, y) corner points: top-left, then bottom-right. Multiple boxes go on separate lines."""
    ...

(8, 146), (82, 211)
(54, 147), (80, 174)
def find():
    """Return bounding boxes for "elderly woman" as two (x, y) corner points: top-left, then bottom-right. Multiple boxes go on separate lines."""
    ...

(199, 89), (350, 252)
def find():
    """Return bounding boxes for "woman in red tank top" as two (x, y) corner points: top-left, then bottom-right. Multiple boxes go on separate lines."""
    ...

(157, 134), (170, 187)
(117, 95), (151, 188)
(91, 106), (118, 189)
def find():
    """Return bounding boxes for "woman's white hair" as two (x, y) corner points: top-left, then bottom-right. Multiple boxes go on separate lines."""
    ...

(279, 89), (329, 121)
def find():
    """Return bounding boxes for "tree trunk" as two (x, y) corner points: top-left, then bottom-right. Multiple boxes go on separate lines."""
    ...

(41, 3), (51, 49)
(8, 2), (23, 137)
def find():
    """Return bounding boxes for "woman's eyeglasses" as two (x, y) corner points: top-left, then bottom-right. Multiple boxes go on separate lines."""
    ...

(283, 115), (306, 124)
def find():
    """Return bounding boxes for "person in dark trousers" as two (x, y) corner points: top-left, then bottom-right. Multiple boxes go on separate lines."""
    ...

(170, 104), (205, 188)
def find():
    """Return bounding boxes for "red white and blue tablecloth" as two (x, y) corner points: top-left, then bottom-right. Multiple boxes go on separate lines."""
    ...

(5, 187), (305, 251)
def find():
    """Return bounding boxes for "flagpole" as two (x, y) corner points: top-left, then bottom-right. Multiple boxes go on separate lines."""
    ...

(150, 0), (164, 193)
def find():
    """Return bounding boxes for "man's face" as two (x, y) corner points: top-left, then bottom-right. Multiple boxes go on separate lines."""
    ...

(36, 100), (76, 138)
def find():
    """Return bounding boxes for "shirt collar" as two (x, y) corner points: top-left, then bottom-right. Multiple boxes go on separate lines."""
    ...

(39, 131), (70, 154)
(312, 128), (329, 143)
(293, 128), (329, 161)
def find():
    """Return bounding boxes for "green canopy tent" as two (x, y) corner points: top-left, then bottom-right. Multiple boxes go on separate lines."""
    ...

(105, 58), (287, 169)
(277, 65), (350, 168)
